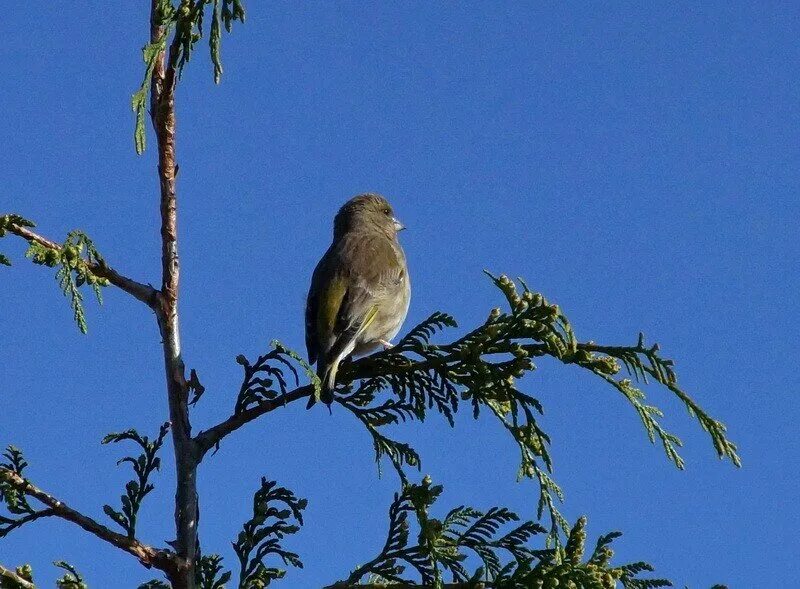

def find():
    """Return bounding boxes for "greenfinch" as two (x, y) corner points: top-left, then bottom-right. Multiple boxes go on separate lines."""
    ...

(305, 194), (411, 406)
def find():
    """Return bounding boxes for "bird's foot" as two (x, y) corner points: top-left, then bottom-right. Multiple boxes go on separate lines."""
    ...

(379, 339), (394, 350)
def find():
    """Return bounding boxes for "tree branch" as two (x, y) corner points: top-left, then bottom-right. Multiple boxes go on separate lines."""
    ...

(194, 385), (313, 459)
(149, 3), (198, 588)
(0, 468), (180, 574)
(0, 507), (55, 536)
(190, 340), (628, 461)
(4, 221), (158, 308)
(0, 563), (35, 589)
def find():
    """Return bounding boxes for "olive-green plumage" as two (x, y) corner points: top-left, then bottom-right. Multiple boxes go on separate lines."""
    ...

(305, 194), (411, 407)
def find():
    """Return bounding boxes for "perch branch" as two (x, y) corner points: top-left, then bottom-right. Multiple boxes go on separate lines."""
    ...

(195, 385), (313, 458)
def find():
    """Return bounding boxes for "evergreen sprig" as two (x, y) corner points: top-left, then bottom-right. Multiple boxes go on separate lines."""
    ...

(0, 564), (34, 589)
(234, 341), (318, 415)
(0, 214), (36, 269)
(336, 479), (672, 589)
(101, 423), (170, 538)
(24, 230), (109, 334)
(137, 580), (170, 589)
(195, 554), (231, 589)
(132, 0), (246, 154)
(336, 275), (572, 541)
(132, 27), (168, 155)
(570, 334), (740, 467)
(0, 447), (51, 540)
(233, 477), (306, 589)
(333, 273), (739, 543)
(54, 561), (87, 589)
(0, 448), (34, 516)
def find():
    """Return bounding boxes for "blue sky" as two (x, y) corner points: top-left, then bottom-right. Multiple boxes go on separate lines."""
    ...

(1, 2), (798, 587)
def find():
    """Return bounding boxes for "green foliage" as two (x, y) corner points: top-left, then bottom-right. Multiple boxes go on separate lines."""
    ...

(25, 230), (109, 334)
(137, 580), (170, 589)
(139, 554), (236, 589)
(578, 334), (740, 468)
(234, 477), (306, 588)
(101, 423), (170, 538)
(0, 447), (33, 515)
(336, 479), (671, 589)
(132, 29), (168, 155)
(0, 447), (50, 540)
(0, 214), (36, 269)
(196, 554), (232, 589)
(54, 561), (87, 589)
(234, 341), (318, 416)
(0, 564), (33, 589)
(333, 273), (739, 544)
(132, 0), (246, 154)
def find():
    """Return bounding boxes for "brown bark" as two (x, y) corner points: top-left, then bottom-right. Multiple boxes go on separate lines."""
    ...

(0, 563), (35, 589)
(5, 222), (158, 308)
(0, 469), (178, 574)
(149, 3), (197, 587)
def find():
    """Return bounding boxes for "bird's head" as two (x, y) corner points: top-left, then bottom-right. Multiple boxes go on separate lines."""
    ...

(333, 193), (405, 239)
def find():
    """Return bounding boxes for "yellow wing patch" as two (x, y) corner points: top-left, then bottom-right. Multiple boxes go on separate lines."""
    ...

(316, 276), (347, 339)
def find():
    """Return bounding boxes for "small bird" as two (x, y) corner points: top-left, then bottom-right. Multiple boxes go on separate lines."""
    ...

(305, 194), (411, 407)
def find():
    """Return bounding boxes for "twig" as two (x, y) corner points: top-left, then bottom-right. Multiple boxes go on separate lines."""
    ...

(0, 468), (180, 574)
(194, 385), (313, 459)
(5, 222), (158, 308)
(0, 563), (35, 589)
(0, 507), (55, 536)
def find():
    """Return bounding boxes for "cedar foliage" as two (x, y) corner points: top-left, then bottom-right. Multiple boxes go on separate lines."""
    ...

(0, 3), (738, 588)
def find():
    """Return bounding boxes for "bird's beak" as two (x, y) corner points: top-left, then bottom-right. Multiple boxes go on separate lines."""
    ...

(393, 217), (406, 232)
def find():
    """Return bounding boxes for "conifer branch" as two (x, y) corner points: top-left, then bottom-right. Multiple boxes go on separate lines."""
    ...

(0, 216), (158, 308)
(0, 466), (179, 573)
(0, 563), (35, 589)
(327, 479), (671, 589)
(195, 385), (313, 458)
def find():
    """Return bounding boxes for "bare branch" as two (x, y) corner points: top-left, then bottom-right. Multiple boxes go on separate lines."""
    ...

(195, 385), (313, 459)
(4, 221), (158, 308)
(0, 467), (181, 574)
(0, 563), (35, 589)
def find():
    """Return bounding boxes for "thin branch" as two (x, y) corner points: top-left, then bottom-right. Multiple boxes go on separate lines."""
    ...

(0, 563), (35, 589)
(0, 468), (180, 574)
(195, 385), (313, 459)
(0, 507), (55, 536)
(4, 222), (158, 308)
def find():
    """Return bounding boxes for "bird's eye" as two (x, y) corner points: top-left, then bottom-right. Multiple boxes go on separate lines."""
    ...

(383, 208), (391, 216)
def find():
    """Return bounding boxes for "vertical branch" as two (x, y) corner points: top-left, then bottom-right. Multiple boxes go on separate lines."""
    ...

(150, 2), (197, 587)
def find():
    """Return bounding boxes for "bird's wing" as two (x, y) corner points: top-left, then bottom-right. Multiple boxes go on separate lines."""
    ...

(325, 235), (403, 357)
(305, 282), (318, 364)
(310, 233), (404, 366)
(305, 250), (348, 365)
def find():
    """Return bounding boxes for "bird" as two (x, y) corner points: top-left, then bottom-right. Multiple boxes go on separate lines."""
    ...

(305, 193), (411, 407)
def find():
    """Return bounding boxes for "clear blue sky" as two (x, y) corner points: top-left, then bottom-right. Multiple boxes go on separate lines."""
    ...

(1, 2), (798, 587)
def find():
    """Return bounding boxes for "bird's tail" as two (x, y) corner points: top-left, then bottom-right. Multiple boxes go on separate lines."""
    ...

(306, 357), (339, 409)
